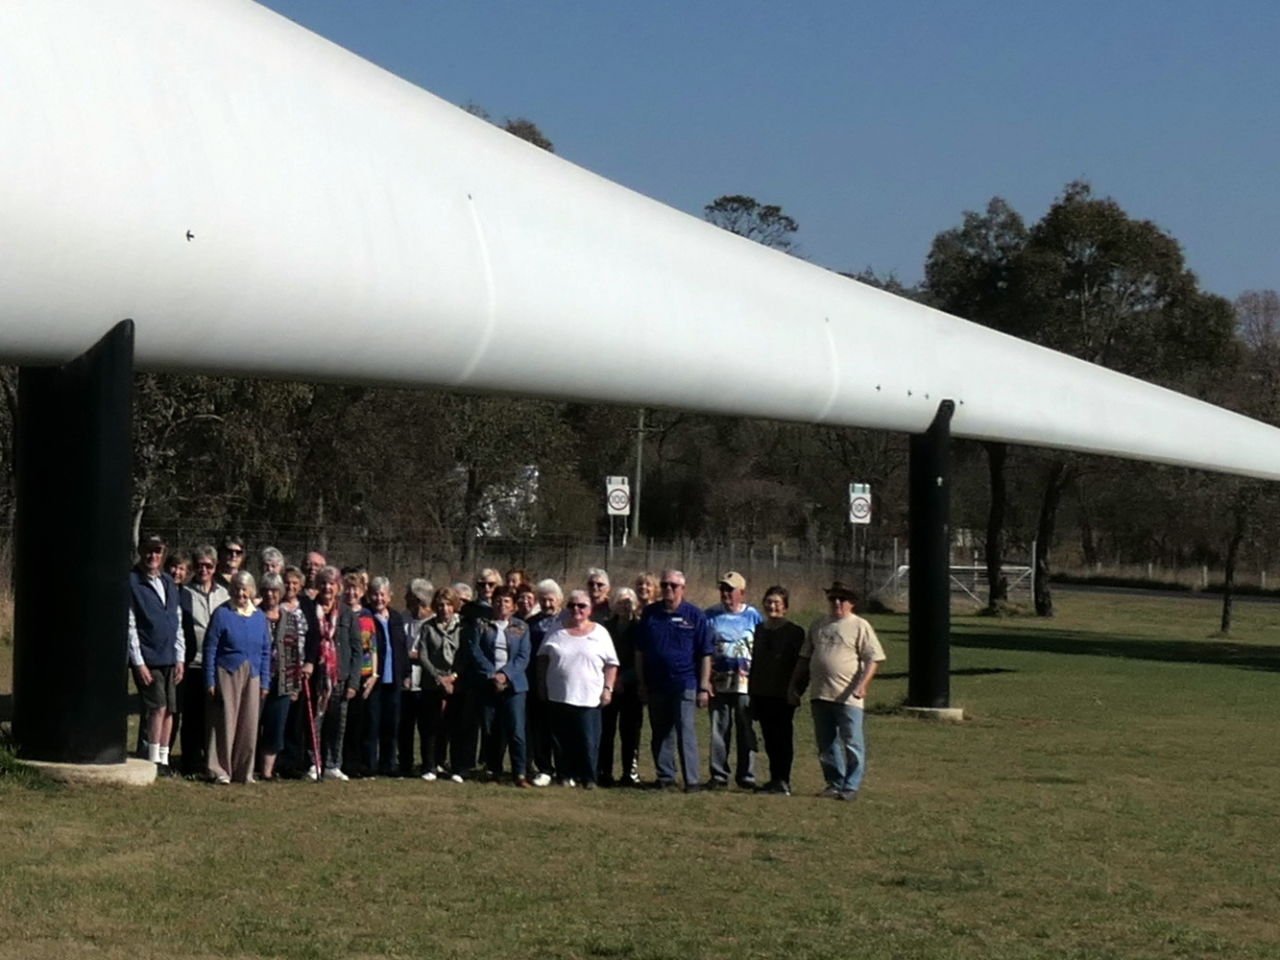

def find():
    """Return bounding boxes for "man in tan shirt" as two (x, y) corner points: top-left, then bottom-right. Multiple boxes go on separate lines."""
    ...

(788, 581), (885, 800)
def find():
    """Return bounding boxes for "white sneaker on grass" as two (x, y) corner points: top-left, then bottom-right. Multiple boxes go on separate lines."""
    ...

(323, 767), (349, 782)
(448, 773), (464, 783)
(421, 771), (437, 782)
(305, 765), (320, 782)
(531, 773), (552, 787)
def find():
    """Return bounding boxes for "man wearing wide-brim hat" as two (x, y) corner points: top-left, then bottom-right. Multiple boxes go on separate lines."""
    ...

(787, 580), (885, 800)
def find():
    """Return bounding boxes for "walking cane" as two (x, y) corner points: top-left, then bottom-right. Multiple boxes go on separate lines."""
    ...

(301, 673), (323, 782)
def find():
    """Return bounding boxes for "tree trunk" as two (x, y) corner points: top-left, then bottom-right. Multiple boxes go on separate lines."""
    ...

(130, 494), (147, 550)
(1077, 481), (1098, 568)
(1220, 503), (1249, 634)
(462, 464), (481, 571)
(1033, 461), (1072, 617)
(984, 441), (1008, 610)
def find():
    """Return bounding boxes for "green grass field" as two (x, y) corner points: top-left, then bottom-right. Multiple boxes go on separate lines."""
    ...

(2, 590), (1278, 960)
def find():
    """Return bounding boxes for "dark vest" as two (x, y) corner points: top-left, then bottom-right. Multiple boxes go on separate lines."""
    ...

(130, 569), (180, 666)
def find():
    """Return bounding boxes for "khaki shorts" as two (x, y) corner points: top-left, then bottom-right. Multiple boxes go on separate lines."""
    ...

(138, 665), (179, 714)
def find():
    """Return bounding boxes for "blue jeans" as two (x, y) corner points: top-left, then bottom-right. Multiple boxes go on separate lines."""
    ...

(811, 700), (866, 792)
(481, 688), (527, 778)
(552, 702), (602, 784)
(709, 692), (757, 785)
(648, 688), (700, 786)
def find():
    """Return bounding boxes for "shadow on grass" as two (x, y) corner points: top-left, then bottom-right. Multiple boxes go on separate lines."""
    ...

(950, 628), (1280, 673)
(878, 667), (1016, 681)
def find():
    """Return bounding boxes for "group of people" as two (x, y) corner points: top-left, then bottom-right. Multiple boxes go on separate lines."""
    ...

(129, 535), (885, 799)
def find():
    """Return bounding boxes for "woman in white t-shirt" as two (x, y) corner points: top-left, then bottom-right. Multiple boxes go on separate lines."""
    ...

(537, 589), (619, 789)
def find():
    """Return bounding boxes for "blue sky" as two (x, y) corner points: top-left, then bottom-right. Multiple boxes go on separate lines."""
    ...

(258, 0), (1278, 301)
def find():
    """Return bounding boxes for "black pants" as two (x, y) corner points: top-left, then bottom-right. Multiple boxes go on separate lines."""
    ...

(398, 689), (428, 774)
(598, 688), (643, 784)
(418, 687), (456, 773)
(178, 669), (207, 774)
(751, 695), (797, 785)
(527, 692), (556, 777)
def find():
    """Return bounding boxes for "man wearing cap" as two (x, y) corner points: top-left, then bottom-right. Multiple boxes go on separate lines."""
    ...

(635, 569), (714, 792)
(705, 570), (762, 789)
(788, 581), (885, 800)
(128, 536), (185, 774)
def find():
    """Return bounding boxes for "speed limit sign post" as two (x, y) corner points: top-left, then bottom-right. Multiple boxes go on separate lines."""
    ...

(606, 476), (631, 516)
(848, 483), (872, 525)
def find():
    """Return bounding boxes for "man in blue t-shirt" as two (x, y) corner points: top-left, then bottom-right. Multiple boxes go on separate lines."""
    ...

(635, 569), (713, 792)
(706, 570), (763, 789)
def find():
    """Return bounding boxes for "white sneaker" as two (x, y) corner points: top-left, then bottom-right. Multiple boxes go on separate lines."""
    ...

(531, 772), (552, 787)
(448, 773), (464, 783)
(323, 767), (349, 782)
(305, 765), (320, 782)
(214, 774), (231, 785)
(421, 771), (437, 782)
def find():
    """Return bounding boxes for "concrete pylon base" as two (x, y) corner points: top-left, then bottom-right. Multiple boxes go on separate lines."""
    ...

(904, 706), (965, 723)
(24, 757), (157, 786)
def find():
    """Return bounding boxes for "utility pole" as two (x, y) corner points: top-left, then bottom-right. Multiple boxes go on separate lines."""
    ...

(631, 407), (645, 541)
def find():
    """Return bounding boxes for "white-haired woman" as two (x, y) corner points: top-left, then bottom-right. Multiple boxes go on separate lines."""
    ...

(257, 572), (307, 780)
(537, 588), (619, 789)
(600, 586), (644, 787)
(399, 577), (434, 775)
(526, 578), (563, 785)
(203, 571), (272, 784)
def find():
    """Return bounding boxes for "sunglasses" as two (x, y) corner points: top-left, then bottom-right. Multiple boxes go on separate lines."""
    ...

(660, 581), (682, 589)
(567, 602), (590, 610)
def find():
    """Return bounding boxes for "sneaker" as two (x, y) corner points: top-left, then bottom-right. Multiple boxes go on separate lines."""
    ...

(838, 789), (859, 802)
(323, 767), (349, 782)
(820, 785), (841, 798)
(421, 771), (437, 782)
(531, 772), (552, 787)
(244, 776), (257, 785)
(305, 765), (320, 782)
(707, 779), (728, 791)
(214, 774), (231, 785)
(448, 773), (464, 783)
(684, 783), (703, 794)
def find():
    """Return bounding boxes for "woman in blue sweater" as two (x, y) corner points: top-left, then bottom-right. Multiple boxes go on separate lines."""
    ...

(204, 571), (272, 784)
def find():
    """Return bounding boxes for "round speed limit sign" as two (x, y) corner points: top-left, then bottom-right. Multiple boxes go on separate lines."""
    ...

(848, 482), (872, 525)
(606, 476), (631, 516)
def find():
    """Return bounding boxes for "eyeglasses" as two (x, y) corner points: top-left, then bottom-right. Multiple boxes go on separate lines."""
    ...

(567, 602), (590, 610)
(660, 581), (682, 589)
(225, 548), (243, 555)
(587, 580), (607, 588)
(477, 580), (498, 588)
(194, 561), (215, 569)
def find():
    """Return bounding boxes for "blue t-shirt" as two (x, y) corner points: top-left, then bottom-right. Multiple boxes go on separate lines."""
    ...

(637, 601), (714, 694)
(705, 603), (762, 694)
